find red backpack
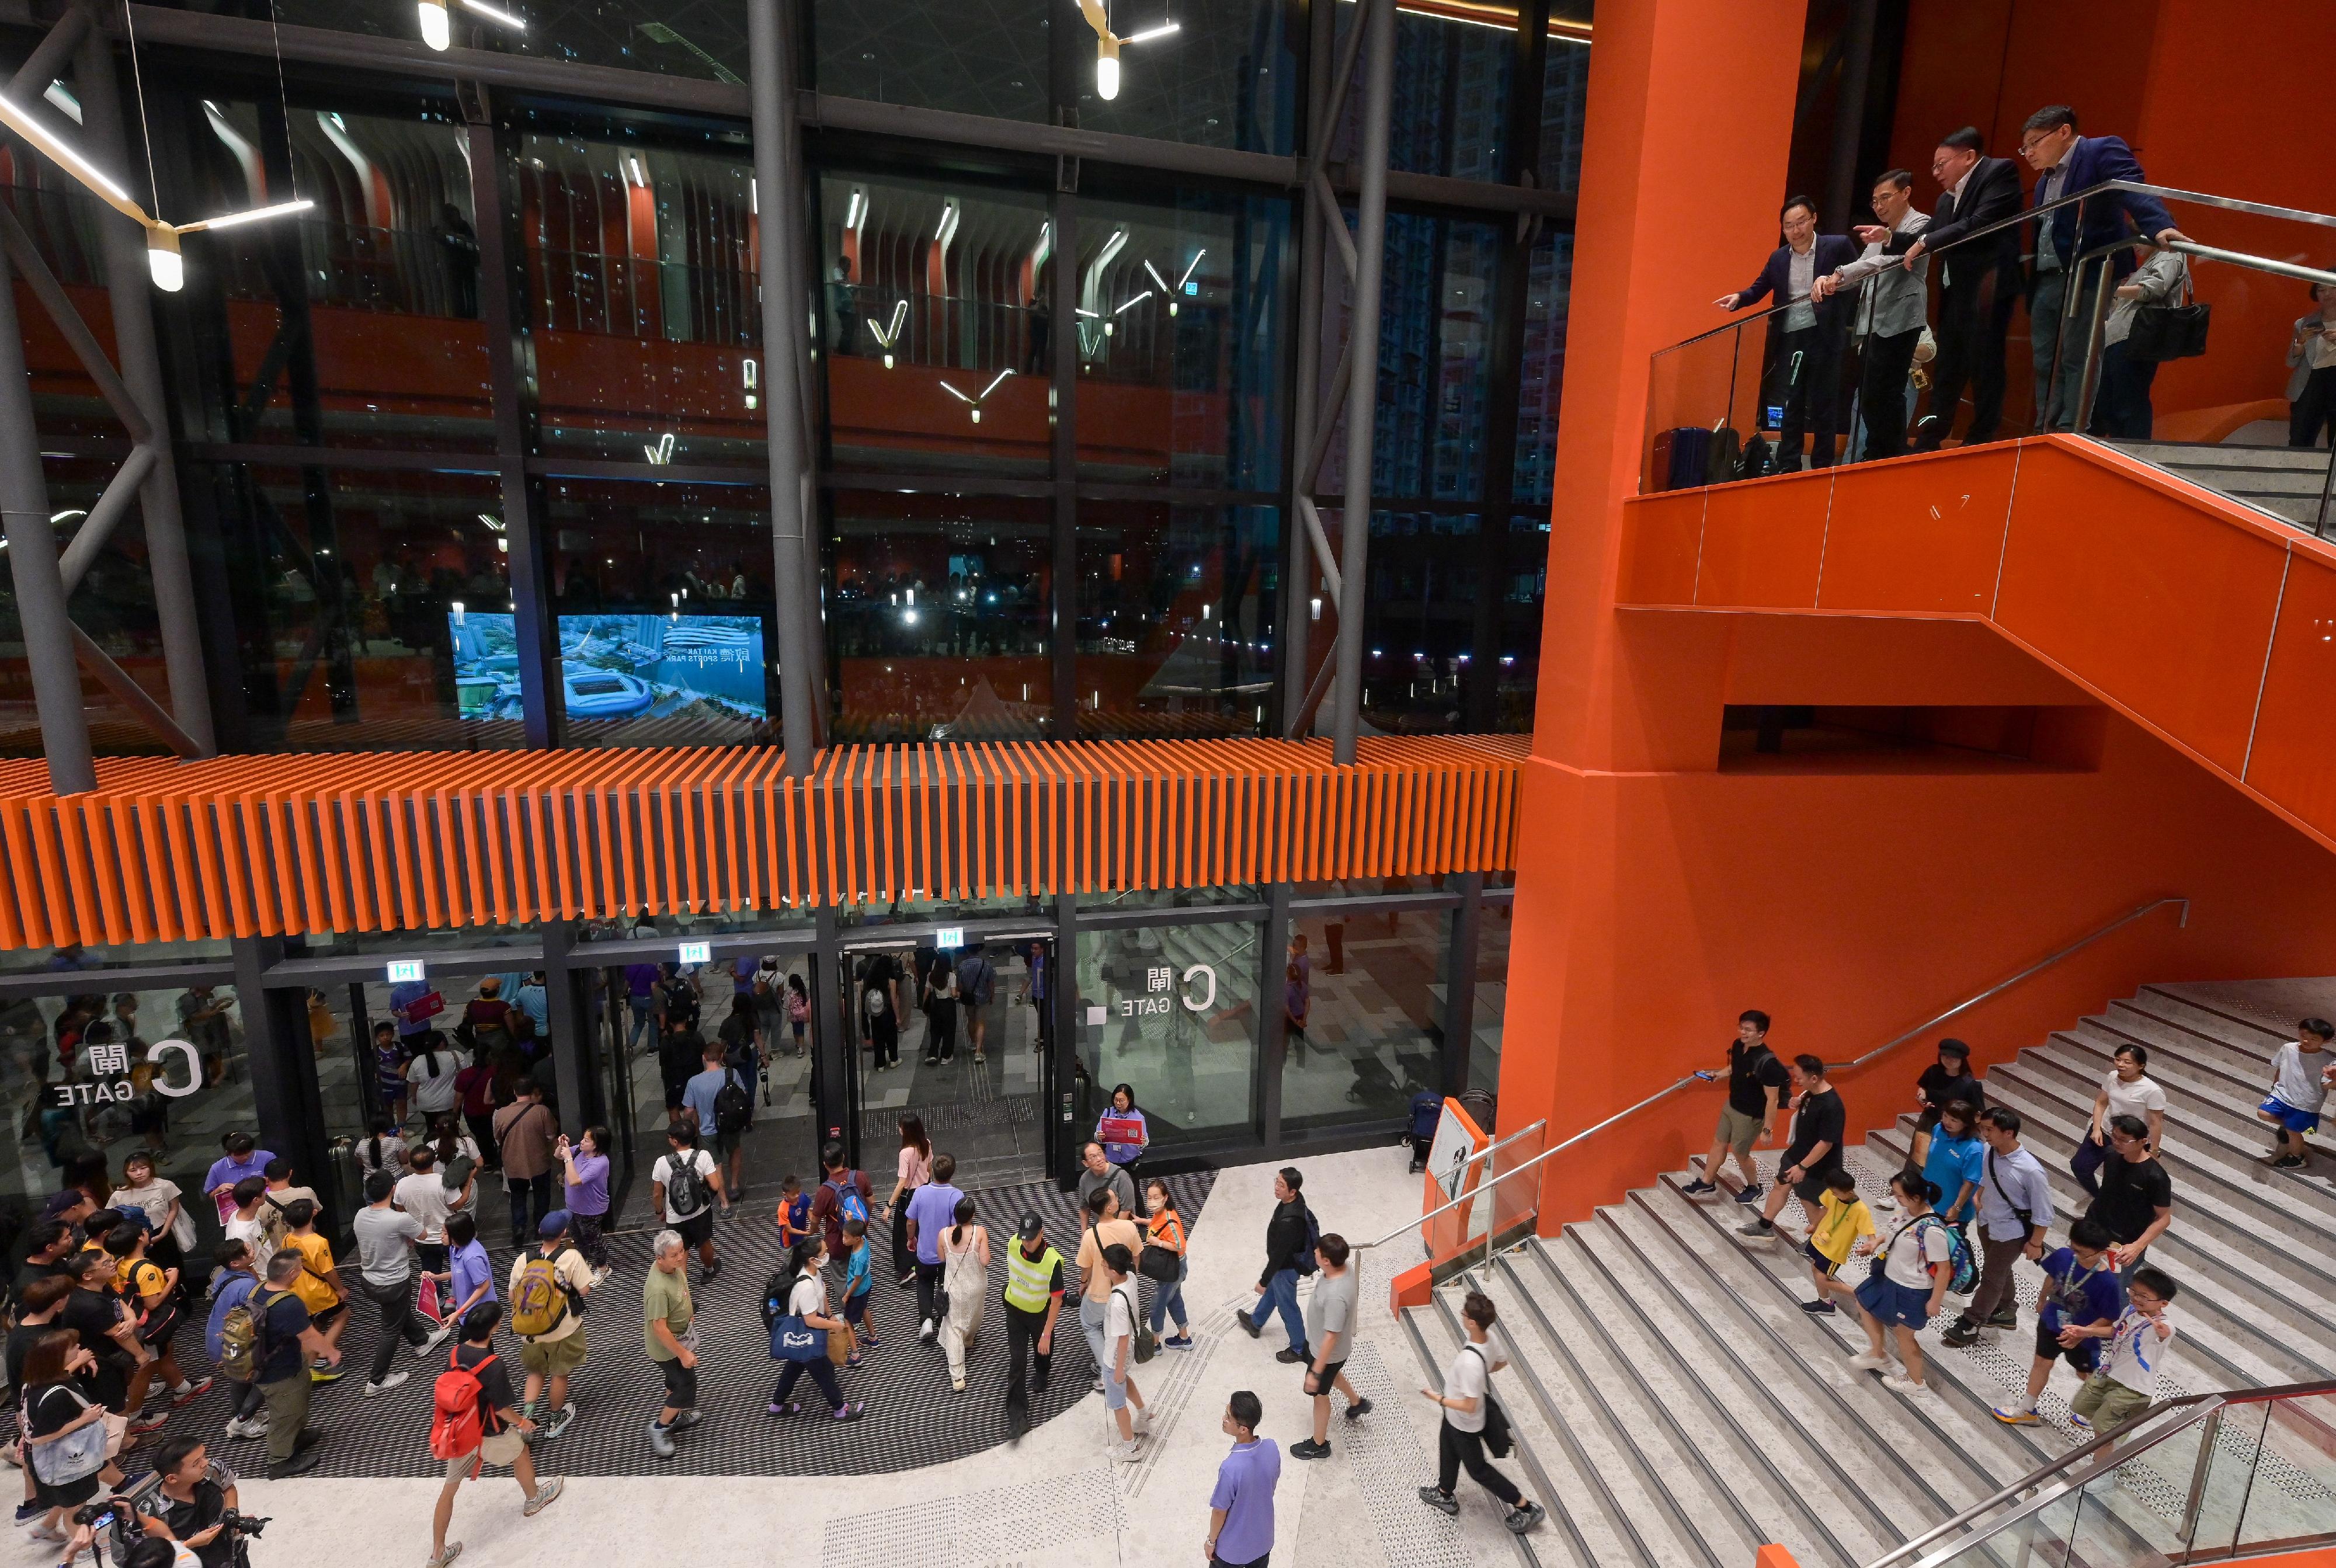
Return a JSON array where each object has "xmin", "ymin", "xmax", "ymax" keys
[{"xmin": 428, "ymin": 1348, "xmax": 496, "ymax": 1460}]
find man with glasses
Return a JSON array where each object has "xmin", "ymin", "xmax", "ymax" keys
[
  {"xmin": 2015, "ymin": 105, "xmax": 2188, "ymax": 432},
  {"xmin": 1714, "ymin": 197, "xmax": 1859, "ymax": 471},
  {"xmin": 1812, "ymin": 169, "xmax": 1931, "ymax": 461},
  {"xmin": 1901, "ymin": 127, "xmax": 2024, "ymax": 450}
]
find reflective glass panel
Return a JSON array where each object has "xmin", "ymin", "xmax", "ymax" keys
[
  {"xmin": 517, "ymin": 135, "xmax": 766, "ymax": 465},
  {"xmin": 1471, "ymin": 897, "xmax": 1508, "ymax": 1098},
  {"xmin": 1513, "ymin": 231, "xmax": 1572, "ymax": 508},
  {"xmin": 828, "ymin": 488, "xmax": 1054, "ymax": 741},
  {"xmin": 812, "ymin": 0, "xmax": 1050, "ymax": 123},
  {"xmin": 1076, "ymin": 919, "xmax": 1260, "ymax": 1146},
  {"xmin": 1328, "ymin": 4, "xmax": 1513, "ymax": 182},
  {"xmin": 189, "ymin": 463, "xmax": 519, "ymax": 752},
  {"xmin": 1073, "ymin": 0, "xmax": 1300, "ymax": 155},
  {"xmin": 259, "ymin": 0, "xmax": 749, "ymax": 84},
  {"xmin": 544, "ymin": 477, "xmax": 780, "ymax": 748},
  {"xmin": 1075, "ymin": 500, "xmax": 1277, "ymax": 738},
  {"xmin": 180, "ymin": 100, "xmax": 492, "ymax": 451},
  {"xmin": 1282, "ymin": 908, "xmax": 1448, "ymax": 1132},
  {"xmin": 1073, "ymin": 189, "xmax": 1288, "ymax": 488},
  {"xmin": 0, "ymin": 175, "xmax": 116, "ymax": 452},
  {"xmin": 820, "ymin": 172, "xmax": 1052, "ymax": 478},
  {"xmin": 1338, "ymin": 508, "xmax": 1480, "ymax": 734},
  {"xmin": 1539, "ymin": 27, "xmax": 1592, "ymax": 192},
  {"xmin": 1497, "ymin": 517, "xmax": 1548, "ymax": 731}
]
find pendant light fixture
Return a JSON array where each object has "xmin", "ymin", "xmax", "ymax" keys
[
  {"xmin": 1074, "ymin": 1, "xmax": 1179, "ymax": 101},
  {"xmin": 416, "ymin": 0, "xmax": 529, "ymax": 52}
]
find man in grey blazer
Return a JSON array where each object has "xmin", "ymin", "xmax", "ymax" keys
[{"xmin": 1814, "ymin": 168, "xmax": 1931, "ymax": 461}]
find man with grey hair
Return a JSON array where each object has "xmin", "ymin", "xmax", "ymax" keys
[{"xmin": 642, "ymin": 1230, "xmax": 699, "ymax": 1459}]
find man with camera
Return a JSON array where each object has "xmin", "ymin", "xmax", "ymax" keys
[{"xmin": 134, "ymin": 1437, "xmax": 259, "ymax": 1568}]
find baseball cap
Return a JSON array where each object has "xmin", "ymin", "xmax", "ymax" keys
[
  {"xmin": 537, "ymin": 1209, "xmax": 572, "ymax": 1238},
  {"xmin": 1017, "ymin": 1212, "xmax": 1045, "ymax": 1242},
  {"xmin": 39, "ymin": 1191, "xmax": 83, "ymax": 1221}
]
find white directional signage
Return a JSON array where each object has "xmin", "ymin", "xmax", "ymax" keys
[{"xmin": 678, "ymin": 941, "xmax": 712, "ymax": 965}]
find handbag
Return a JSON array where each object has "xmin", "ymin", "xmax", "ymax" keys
[
  {"xmin": 769, "ymin": 1313, "xmax": 826, "ymax": 1363},
  {"xmin": 1118, "ymin": 1287, "xmax": 1159, "ymax": 1365},
  {"xmin": 2125, "ymin": 272, "xmax": 2210, "ymax": 363},
  {"xmin": 26, "ymin": 1389, "xmax": 109, "ymax": 1486},
  {"xmin": 825, "ymin": 1321, "xmax": 854, "ymax": 1367},
  {"xmin": 1137, "ymin": 1243, "xmax": 1181, "ymax": 1284}
]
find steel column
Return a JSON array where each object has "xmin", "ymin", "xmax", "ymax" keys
[
  {"xmin": 238, "ymin": 937, "xmax": 336, "ymax": 1230},
  {"xmin": 73, "ymin": 21, "xmax": 215, "ymax": 753},
  {"xmin": 1329, "ymin": 0, "xmax": 1395, "ymax": 765},
  {"xmin": 0, "ymin": 239, "xmax": 94, "ymax": 792},
  {"xmin": 748, "ymin": 0, "xmax": 818, "ymax": 776}
]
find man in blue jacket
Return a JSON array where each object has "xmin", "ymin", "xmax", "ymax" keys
[
  {"xmin": 2018, "ymin": 106, "xmax": 2189, "ymax": 432},
  {"xmin": 1715, "ymin": 197, "xmax": 1861, "ymax": 471}
]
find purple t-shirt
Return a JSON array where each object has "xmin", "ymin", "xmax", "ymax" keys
[
  {"xmin": 906, "ymin": 1182, "xmax": 965, "ymax": 1265},
  {"xmin": 203, "ymin": 1151, "xmax": 276, "ymax": 1222},
  {"xmin": 565, "ymin": 1152, "xmax": 611, "ymax": 1218},
  {"xmin": 1209, "ymin": 1438, "xmax": 1281, "ymax": 1564},
  {"xmin": 625, "ymin": 964, "xmax": 659, "ymax": 1001}
]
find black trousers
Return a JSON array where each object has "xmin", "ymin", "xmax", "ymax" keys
[
  {"xmin": 891, "ymin": 1200, "xmax": 915, "ymax": 1282},
  {"xmin": 1004, "ymin": 1302, "xmax": 1052, "ymax": 1408},
  {"xmin": 2292, "ymin": 365, "xmax": 2336, "ymax": 448},
  {"xmin": 1772, "ymin": 325, "xmax": 1843, "ymax": 468},
  {"xmin": 364, "ymin": 1272, "xmax": 431, "ymax": 1384},
  {"xmin": 916, "ymin": 1258, "xmax": 945, "ymax": 1325},
  {"xmin": 1921, "ymin": 272, "xmax": 2018, "ymax": 448},
  {"xmin": 771, "ymin": 1355, "xmax": 843, "ymax": 1411},
  {"xmin": 1437, "ymin": 1419, "xmax": 1522, "ymax": 1507},
  {"xmin": 1858, "ymin": 328, "xmax": 1924, "ymax": 460}
]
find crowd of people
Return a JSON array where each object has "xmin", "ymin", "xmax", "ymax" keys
[
  {"xmin": 1689, "ymin": 1006, "xmax": 2334, "ymax": 1432},
  {"xmin": 1705, "ymin": 103, "xmax": 2321, "ymax": 471}
]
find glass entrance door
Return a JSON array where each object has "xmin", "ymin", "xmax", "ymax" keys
[{"xmin": 839, "ymin": 936, "xmax": 1052, "ymax": 1195}]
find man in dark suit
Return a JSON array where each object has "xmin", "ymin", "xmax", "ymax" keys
[
  {"xmin": 1715, "ymin": 196, "xmax": 1860, "ymax": 470},
  {"xmin": 1900, "ymin": 127, "xmax": 2025, "ymax": 449},
  {"xmin": 2017, "ymin": 106, "xmax": 2188, "ymax": 432}
]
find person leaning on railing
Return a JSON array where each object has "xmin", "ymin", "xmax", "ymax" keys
[
  {"xmin": 1712, "ymin": 197, "xmax": 1859, "ymax": 472},
  {"xmin": 1898, "ymin": 127, "xmax": 2025, "ymax": 451},
  {"xmin": 2094, "ymin": 238, "xmax": 2193, "ymax": 439},
  {"xmin": 1810, "ymin": 169, "xmax": 1932, "ymax": 461}
]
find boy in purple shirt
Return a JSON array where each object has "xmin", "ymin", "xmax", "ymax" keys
[
  {"xmin": 1207, "ymin": 1390, "xmax": 1280, "ymax": 1568},
  {"xmin": 902, "ymin": 1153, "xmax": 965, "ymax": 1340}
]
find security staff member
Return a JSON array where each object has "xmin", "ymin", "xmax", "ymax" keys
[{"xmin": 1002, "ymin": 1212, "xmax": 1065, "ymax": 1435}]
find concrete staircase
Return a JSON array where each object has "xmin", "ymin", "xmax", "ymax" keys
[
  {"xmin": 1396, "ymin": 979, "xmax": 2336, "ymax": 1567},
  {"xmin": 2103, "ymin": 439, "xmax": 2332, "ymax": 533}
]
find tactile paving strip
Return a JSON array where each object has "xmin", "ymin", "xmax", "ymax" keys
[
  {"xmin": 819, "ymin": 1465, "xmax": 1124, "ymax": 1568},
  {"xmin": 138, "ymin": 1170, "xmax": 1212, "ymax": 1477}
]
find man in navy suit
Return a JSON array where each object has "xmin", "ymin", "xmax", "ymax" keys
[
  {"xmin": 1902, "ymin": 128, "xmax": 2026, "ymax": 449},
  {"xmin": 1715, "ymin": 196, "xmax": 1860, "ymax": 470},
  {"xmin": 2017, "ymin": 106, "xmax": 2188, "ymax": 432}
]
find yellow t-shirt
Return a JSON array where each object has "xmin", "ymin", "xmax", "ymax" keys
[
  {"xmin": 1809, "ymin": 1189, "xmax": 1876, "ymax": 1267},
  {"xmin": 287, "ymin": 1232, "xmax": 339, "ymax": 1315}
]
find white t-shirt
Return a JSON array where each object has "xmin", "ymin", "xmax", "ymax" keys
[
  {"xmin": 408, "ymin": 1048, "xmax": 461, "ymax": 1114},
  {"xmin": 1444, "ymin": 1342, "xmax": 1490, "ymax": 1434},
  {"xmin": 2102, "ymin": 1071, "xmax": 2168, "ymax": 1125},
  {"xmin": 1105, "ymin": 1286, "xmax": 1136, "ymax": 1370},
  {"xmin": 787, "ymin": 1272, "xmax": 827, "ymax": 1318},
  {"xmin": 393, "ymin": 1171, "xmax": 458, "ymax": 1243},
  {"xmin": 1880, "ymin": 1215, "xmax": 1955, "ymax": 1291},
  {"xmin": 225, "ymin": 1212, "xmax": 269, "ymax": 1263},
  {"xmin": 2099, "ymin": 1306, "xmax": 2179, "ymax": 1392},
  {"xmin": 2271, "ymin": 1043, "xmax": 2331, "ymax": 1114},
  {"xmin": 653, "ymin": 1150, "xmax": 718, "ymax": 1223}
]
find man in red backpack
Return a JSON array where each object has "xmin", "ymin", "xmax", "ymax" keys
[{"xmin": 426, "ymin": 1301, "xmax": 563, "ymax": 1568}]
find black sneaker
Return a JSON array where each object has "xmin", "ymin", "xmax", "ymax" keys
[
  {"xmin": 1681, "ymin": 1179, "xmax": 1718, "ymax": 1195},
  {"xmin": 266, "ymin": 1449, "xmax": 321, "ymax": 1480},
  {"xmin": 1941, "ymin": 1319, "xmax": 1980, "ymax": 1348},
  {"xmin": 1289, "ymin": 1438, "xmax": 1331, "ymax": 1460},
  {"xmin": 1417, "ymin": 1487, "xmax": 1460, "ymax": 1517},
  {"xmin": 1275, "ymin": 1347, "xmax": 1309, "ymax": 1364},
  {"xmin": 1733, "ymin": 1183, "xmax": 1765, "ymax": 1205},
  {"xmin": 1235, "ymin": 1310, "xmax": 1260, "ymax": 1339},
  {"xmin": 2274, "ymin": 1155, "xmax": 2308, "ymax": 1170},
  {"xmin": 701, "ymin": 1260, "xmax": 724, "ymax": 1286},
  {"xmin": 1799, "ymin": 1299, "xmax": 1837, "ymax": 1316},
  {"xmin": 1505, "ymin": 1502, "xmax": 1547, "ymax": 1535},
  {"xmin": 1344, "ymin": 1397, "xmax": 1374, "ymax": 1423}
]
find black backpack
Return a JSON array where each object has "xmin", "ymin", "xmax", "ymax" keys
[
  {"xmin": 665, "ymin": 1150, "xmax": 711, "ymax": 1218},
  {"xmin": 1292, "ymin": 1204, "xmax": 1322, "ymax": 1277},
  {"xmin": 714, "ymin": 1069, "xmax": 752, "ymax": 1136},
  {"xmin": 1466, "ymin": 1346, "xmax": 1514, "ymax": 1457}
]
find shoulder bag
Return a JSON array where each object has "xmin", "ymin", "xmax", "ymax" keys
[
  {"xmin": 1461, "ymin": 1345, "xmax": 1513, "ymax": 1458},
  {"xmin": 2126, "ymin": 269, "xmax": 2210, "ymax": 363},
  {"xmin": 26, "ymin": 1388, "xmax": 109, "ymax": 1486}
]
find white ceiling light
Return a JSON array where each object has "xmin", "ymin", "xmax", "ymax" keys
[
  {"xmin": 938, "ymin": 368, "xmax": 1013, "ymax": 424},
  {"xmin": 1076, "ymin": 2, "xmax": 1178, "ymax": 101},
  {"xmin": 416, "ymin": 0, "xmax": 526, "ymax": 51}
]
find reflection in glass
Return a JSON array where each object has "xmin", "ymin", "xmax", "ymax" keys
[
  {"xmin": 1339, "ymin": 509, "xmax": 1479, "ymax": 734},
  {"xmin": 262, "ymin": 0, "xmax": 749, "ymax": 85},
  {"xmin": 1075, "ymin": 502, "xmax": 1277, "ymax": 737},
  {"xmin": 1513, "ymin": 232, "xmax": 1573, "ymax": 507},
  {"xmin": 1074, "ymin": 189, "xmax": 1288, "ymax": 488},
  {"xmin": 517, "ymin": 136, "xmax": 766, "ymax": 464},
  {"xmin": 1471, "ymin": 899, "xmax": 1508, "ymax": 1098},
  {"xmin": 1076, "ymin": 920, "xmax": 1259, "ymax": 1148},
  {"xmin": 1329, "ymin": 5, "xmax": 1513, "ymax": 182},
  {"xmin": 545, "ymin": 478, "xmax": 778, "ymax": 748},
  {"xmin": 1539, "ymin": 32, "xmax": 1593, "ymax": 193},
  {"xmin": 178, "ymin": 100, "xmax": 492, "ymax": 450},
  {"xmin": 0, "ymin": 176, "xmax": 116, "ymax": 450},
  {"xmin": 1283, "ymin": 908, "xmax": 1447, "ymax": 1132},
  {"xmin": 820, "ymin": 173, "xmax": 1052, "ymax": 477},
  {"xmin": 828, "ymin": 489, "xmax": 1052, "ymax": 741},
  {"xmin": 1073, "ymin": 0, "xmax": 1299, "ymax": 155},
  {"xmin": 1497, "ymin": 519, "xmax": 1548, "ymax": 731},
  {"xmin": 191, "ymin": 463, "xmax": 518, "ymax": 752},
  {"xmin": 811, "ymin": 0, "xmax": 1049, "ymax": 123}
]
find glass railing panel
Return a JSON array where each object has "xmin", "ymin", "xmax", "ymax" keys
[
  {"xmin": 2184, "ymin": 1400, "xmax": 2270, "ymax": 1559},
  {"xmin": 2230, "ymin": 1390, "xmax": 2336, "ymax": 1555}
]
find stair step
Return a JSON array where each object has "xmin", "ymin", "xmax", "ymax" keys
[{"xmin": 2147, "ymin": 981, "xmax": 2336, "ymax": 1042}]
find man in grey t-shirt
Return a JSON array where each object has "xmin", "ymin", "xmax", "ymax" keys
[
  {"xmin": 350, "ymin": 1168, "xmax": 449, "ymax": 1395},
  {"xmin": 1076, "ymin": 1143, "xmax": 1136, "ymax": 1233},
  {"xmin": 1289, "ymin": 1233, "xmax": 1370, "ymax": 1460}
]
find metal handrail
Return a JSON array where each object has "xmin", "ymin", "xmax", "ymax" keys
[
  {"xmin": 1885, "ymin": 1376, "xmax": 2336, "ymax": 1568},
  {"xmin": 1656, "ymin": 177, "xmax": 2336, "ymax": 353},
  {"xmin": 1454, "ymin": 1117, "xmax": 1547, "ymax": 1174},
  {"xmin": 1360, "ymin": 897, "xmax": 2188, "ymax": 1257},
  {"xmin": 1832, "ymin": 896, "xmax": 2186, "ymax": 1073}
]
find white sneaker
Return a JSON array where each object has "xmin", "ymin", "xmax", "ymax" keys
[
  {"xmin": 1874, "ymin": 1197, "xmax": 1899, "ymax": 1213},
  {"xmin": 919, "ymin": 1319, "xmax": 936, "ymax": 1341},
  {"xmin": 1110, "ymin": 1437, "xmax": 1144, "ymax": 1463},
  {"xmin": 365, "ymin": 1371, "xmax": 411, "ymax": 1397},
  {"xmin": 417, "ymin": 1323, "xmax": 453, "ymax": 1355},
  {"xmin": 1880, "ymin": 1375, "xmax": 1929, "ymax": 1397},
  {"xmin": 1847, "ymin": 1353, "xmax": 1889, "ymax": 1372},
  {"xmin": 1133, "ymin": 1407, "xmax": 1152, "ymax": 1435}
]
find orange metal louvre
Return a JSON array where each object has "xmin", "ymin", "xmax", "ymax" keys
[{"xmin": 0, "ymin": 736, "xmax": 1527, "ymax": 950}]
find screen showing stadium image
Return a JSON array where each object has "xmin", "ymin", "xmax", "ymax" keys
[{"xmin": 449, "ymin": 610, "xmax": 769, "ymax": 726}]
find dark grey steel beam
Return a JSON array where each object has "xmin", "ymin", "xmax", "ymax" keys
[
  {"xmin": 6, "ymin": 4, "xmax": 85, "ymax": 96},
  {"xmin": 1330, "ymin": 0, "xmax": 1395, "ymax": 765}
]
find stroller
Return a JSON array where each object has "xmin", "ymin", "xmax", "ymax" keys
[{"xmin": 1403, "ymin": 1089, "xmax": 1442, "ymax": 1174}]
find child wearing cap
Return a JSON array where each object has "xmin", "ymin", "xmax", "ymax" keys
[
  {"xmin": 839, "ymin": 1216, "xmax": 876, "ymax": 1363},
  {"xmin": 506, "ymin": 1209, "xmax": 595, "ymax": 1443}
]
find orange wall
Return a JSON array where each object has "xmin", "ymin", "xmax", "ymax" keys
[
  {"xmin": 1511, "ymin": 0, "xmax": 2336, "ymax": 1229},
  {"xmin": 1758, "ymin": 1546, "xmax": 2336, "ymax": 1568}
]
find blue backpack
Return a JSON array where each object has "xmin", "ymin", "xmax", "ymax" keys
[{"xmin": 826, "ymin": 1173, "xmax": 870, "ymax": 1227}]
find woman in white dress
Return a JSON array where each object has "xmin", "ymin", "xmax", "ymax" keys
[{"xmin": 938, "ymin": 1194, "xmax": 990, "ymax": 1392}]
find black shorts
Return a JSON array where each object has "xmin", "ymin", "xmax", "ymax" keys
[
  {"xmin": 2034, "ymin": 1322, "xmax": 2101, "ymax": 1371},
  {"xmin": 310, "ymin": 1302, "xmax": 347, "ymax": 1330},
  {"xmin": 1306, "ymin": 1357, "xmax": 1347, "ymax": 1394},
  {"xmin": 1789, "ymin": 1167, "xmax": 1831, "ymax": 1208},
  {"xmin": 672, "ymin": 1211, "xmax": 714, "ymax": 1249},
  {"xmin": 1914, "ymin": 1106, "xmax": 1943, "ymax": 1134},
  {"xmin": 659, "ymin": 1357, "xmax": 697, "ymax": 1409}
]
